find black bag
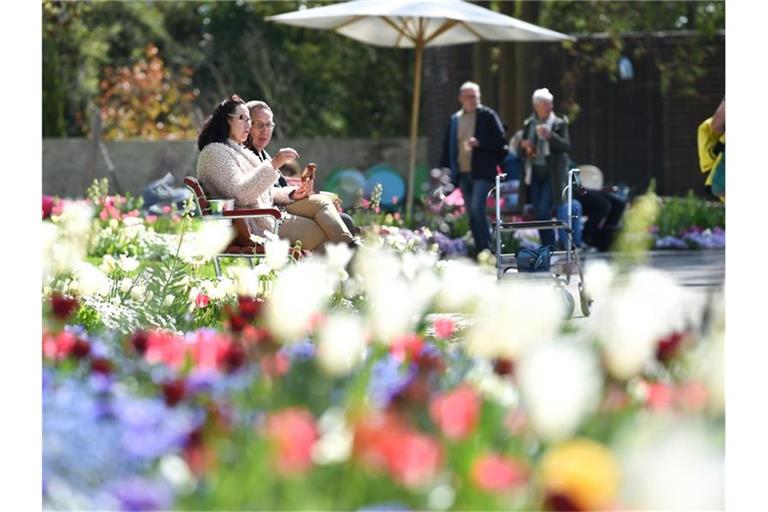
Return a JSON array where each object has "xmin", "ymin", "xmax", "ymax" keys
[{"xmin": 515, "ymin": 245, "xmax": 553, "ymax": 272}]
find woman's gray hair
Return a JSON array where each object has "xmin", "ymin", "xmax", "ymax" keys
[
  {"xmin": 246, "ymin": 100, "xmax": 272, "ymax": 113},
  {"xmin": 532, "ymin": 88, "xmax": 554, "ymax": 104}
]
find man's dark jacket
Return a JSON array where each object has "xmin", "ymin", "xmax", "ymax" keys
[{"xmin": 439, "ymin": 105, "xmax": 506, "ymax": 186}]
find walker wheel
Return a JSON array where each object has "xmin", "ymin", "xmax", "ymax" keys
[
  {"xmin": 558, "ymin": 285, "xmax": 575, "ymax": 319},
  {"xmin": 579, "ymin": 282, "xmax": 593, "ymax": 317}
]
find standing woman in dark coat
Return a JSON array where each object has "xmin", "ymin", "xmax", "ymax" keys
[{"xmin": 517, "ymin": 88, "xmax": 572, "ymax": 248}]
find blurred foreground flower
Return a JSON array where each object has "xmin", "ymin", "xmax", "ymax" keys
[
  {"xmin": 316, "ymin": 313, "xmax": 367, "ymax": 376},
  {"xmin": 465, "ymin": 281, "xmax": 563, "ymax": 360},
  {"xmin": 265, "ymin": 407, "xmax": 319, "ymax": 476},
  {"xmin": 613, "ymin": 415, "xmax": 723, "ymax": 510},
  {"xmin": 471, "ymin": 453, "xmax": 527, "ymax": 493},
  {"xmin": 539, "ymin": 438, "xmax": 619, "ymax": 511},
  {"xmin": 429, "ymin": 385, "xmax": 479, "ymax": 440},
  {"xmin": 518, "ymin": 339, "xmax": 602, "ymax": 442}
]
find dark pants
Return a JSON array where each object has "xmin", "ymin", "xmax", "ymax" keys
[
  {"xmin": 581, "ymin": 191, "xmax": 626, "ymax": 251},
  {"xmin": 528, "ymin": 173, "xmax": 556, "ymax": 246},
  {"xmin": 458, "ymin": 173, "xmax": 493, "ymax": 253}
]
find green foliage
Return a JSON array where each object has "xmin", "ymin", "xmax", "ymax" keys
[
  {"xmin": 655, "ymin": 190, "xmax": 725, "ymax": 237},
  {"xmin": 44, "ymin": 0, "xmax": 411, "ymax": 139},
  {"xmin": 613, "ymin": 181, "xmax": 660, "ymax": 267},
  {"xmin": 98, "ymin": 43, "xmax": 199, "ymax": 140}
]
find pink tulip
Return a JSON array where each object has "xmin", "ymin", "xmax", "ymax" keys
[
  {"xmin": 471, "ymin": 454, "xmax": 527, "ymax": 493},
  {"xmin": 265, "ymin": 408, "xmax": 318, "ymax": 475},
  {"xmin": 429, "ymin": 385, "xmax": 480, "ymax": 440}
]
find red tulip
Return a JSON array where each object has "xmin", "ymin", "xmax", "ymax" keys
[
  {"xmin": 390, "ymin": 333, "xmax": 423, "ymax": 362},
  {"xmin": 237, "ymin": 296, "xmax": 263, "ymax": 321},
  {"xmin": 70, "ymin": 339, "xmax": 91, "ymax": 360},
  {"xmin": 50, "ymin": 293, "xmax": 78, "ymax": 321},
  {"xmin": 162, "ymin": 378, "xmax": 187, "ymax": 407},
  {"xmin": 90, "ymin": 358, "xmax": 113, "ymax": 375}
]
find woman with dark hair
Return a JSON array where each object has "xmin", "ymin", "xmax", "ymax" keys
[
  {"xmin": 196, "ymin": 95, "xmax": 304, "ymax": 246},
  {"xmin": 244, "ymin": 100, "xmax": 357, "ymax": 249}
]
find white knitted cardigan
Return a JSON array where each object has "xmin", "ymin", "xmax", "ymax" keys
[{"xmin": 196, "ymin": 139, "xmax": 292, "ymax": 237}]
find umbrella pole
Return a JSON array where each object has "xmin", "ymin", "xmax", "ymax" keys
[{"xmin": 406, "ymin": 40, "xmax": 424, "ymax": 224}]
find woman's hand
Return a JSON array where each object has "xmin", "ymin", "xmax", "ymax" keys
[
  {"xmin": 291, "ymin": 176, "xmax": 315, "ymax": 201},
  {"xmin": 271, "ymin": 147, "xmax": 300, "ymax": 169}
]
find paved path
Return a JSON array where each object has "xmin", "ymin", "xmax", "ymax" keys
[{"xmin": 582, "ymin": 249, "xmax": 725, "ymax": 290}]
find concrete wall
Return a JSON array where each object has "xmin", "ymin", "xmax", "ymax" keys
[{"xmin": 42, "ymin": 137, "xmax": 427, "ymax": 198}]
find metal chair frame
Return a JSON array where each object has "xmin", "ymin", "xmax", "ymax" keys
[{"xmin": 184, "ymin": 177, "xmax": 284, "ymax": 279}]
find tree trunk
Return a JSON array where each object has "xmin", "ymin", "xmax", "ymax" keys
[
  {"xmin": 511, "ymin": 0, "xmax": 542, "ymax": 132},
  {"xmin": 498, "ymin": 0, "xmax": 516, "ymax": 135}
]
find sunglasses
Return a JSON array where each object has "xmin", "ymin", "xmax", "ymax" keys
[{"xmin": 228, "ymin": 113, "xmax": 252, "ymax": 123}]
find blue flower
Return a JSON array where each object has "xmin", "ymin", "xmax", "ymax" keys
[
  {"xmin": 280, "ymin": 339, "xmax": 316, "ymax": 361},
  {"xmin": 367, "ymin": 355, "xmax": 417, "ymax": 408},
  {"xmin": 105, "ymin": 476, "xmax": 174, "ymax": 512}
]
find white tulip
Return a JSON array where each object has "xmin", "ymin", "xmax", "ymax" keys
[
  {"xmin": 117, "ymin": 255, "xmax": 140, "ymax": 273},
  {"xmin": 53, "ymin": 201, "xmax": 94, "ymax": 239},
  {"xmin": 367, "ymin": 277, "xmax": 419, "ymax": 344},
  {"xmin": 312, "ymin": 407, "xmax": 354, "ymax": 465},
  {"xmin": 227, "ymin": 267, "xmax": 268, "ymax": 297},
  {"xmin": 188, "ymin": 220, "xmax": 233, "ymax": 261},
  {"xmin": 265, "ymin": 237, "xmax": 290, "ymax": 271},
  {"xmin": 589, "ymin": 267, "xmax": 690, "ymax": 380},
  {"xmin": 613, "ymin": 415, "xmax": 723, "ymax": 510},
  {"xmin": 72, "ymin": 262, "xmax": 111, "ymax": 297},
  {"xmin": 434, "ymin": 259, "xmax": 495, "ymax": 313},
  {"xmin": 266, "ymin": 262, "xmax": 330, "ymax": 342},
  {"xmin": 130, "ymin": 283, "xmax": 146, "ymax": 301},
  {"xmin": 99, "ymin": 255, "xmax": 118, "ymax": 274},
  {"xmin": 324, "ymin": 242, "xmax": 353, "ymax": 271},
  {"xmin": 465, "ymin": 281, "xmax": 563, "ymax": 360},
  {"xmin": 316, "ymin": 313, "xmax": 367, "ymax": 376},
  {"xmin": 119, "ymin": 278, "xmax": 133, "ymax": 294},
  {"xmin": 582, "ymin": 259, "xmax": 616, "ymax": 301},
  {"xmin": 517, "ymin": 339, "xmax": 602, "ymax": 442}
]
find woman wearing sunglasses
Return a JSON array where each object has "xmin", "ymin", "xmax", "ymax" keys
[{"xmin": 196, "ymin": 95, "xmax": 347, "ymax": 253}]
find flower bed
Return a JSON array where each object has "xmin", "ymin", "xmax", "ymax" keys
[{"xmin": 41, "ymin": 185, "xmax": 724, "ymax": 511}]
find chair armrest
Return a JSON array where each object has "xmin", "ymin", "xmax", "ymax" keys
[{"xmin": 221, "ymin": 208, "xmax": 283, "ymax": 220}]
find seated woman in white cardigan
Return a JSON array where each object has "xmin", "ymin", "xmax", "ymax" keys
[{"xmin": 196, "ymin": 95, "xmax": 345, "ymax": 253}]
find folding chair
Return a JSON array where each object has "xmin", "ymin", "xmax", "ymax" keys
[{"xmin": 184, "ymin": 176, "xmax": 283, "ymax": 279}]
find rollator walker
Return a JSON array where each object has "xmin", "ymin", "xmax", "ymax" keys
[{"xmin": 489, "ymin": 168, "xmax": 593, "ymax": 317}]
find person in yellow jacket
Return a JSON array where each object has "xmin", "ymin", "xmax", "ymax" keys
[{"xmin": 697, "ymin": 99, "xmax": 725, "ymax": 201}]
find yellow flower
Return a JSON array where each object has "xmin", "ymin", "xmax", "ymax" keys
[{"xmin": 539, "ymin": 438, "xmax": 619, "ymax": 511}]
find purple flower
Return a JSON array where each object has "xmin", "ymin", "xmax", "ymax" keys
[
  {"xmin": 681, "ymin": 229, "xmax": 725, "ymax": 249},
  {"xmin": 367, "ymin": 355, "xmax": 417, "ymax": 409},
  {"xmin": 655, "ymin": 236, "xmax": 688, "ymax": 250},
  {"xmin": 106, "ymin": 477, "xmax": 173, "ymax": 511}
]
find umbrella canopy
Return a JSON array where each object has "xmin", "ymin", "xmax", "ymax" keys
[{"xmin": 267, "ymin": 0, "xmax": 574, "ymax": 221}]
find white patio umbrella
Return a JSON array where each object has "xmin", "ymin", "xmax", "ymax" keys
[{"xmin": 267, "ymin": 0, "xmax": 574, "ymax": 221}]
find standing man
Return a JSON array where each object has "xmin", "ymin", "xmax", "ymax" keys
[{"xmin": 440, "ymin": 81, "xmax": 506, "ymax": 256}]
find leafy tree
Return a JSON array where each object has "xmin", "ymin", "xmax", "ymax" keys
[{"xmin": 98, "ymin": 43, "xmax": 199, "ymax": 141}]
